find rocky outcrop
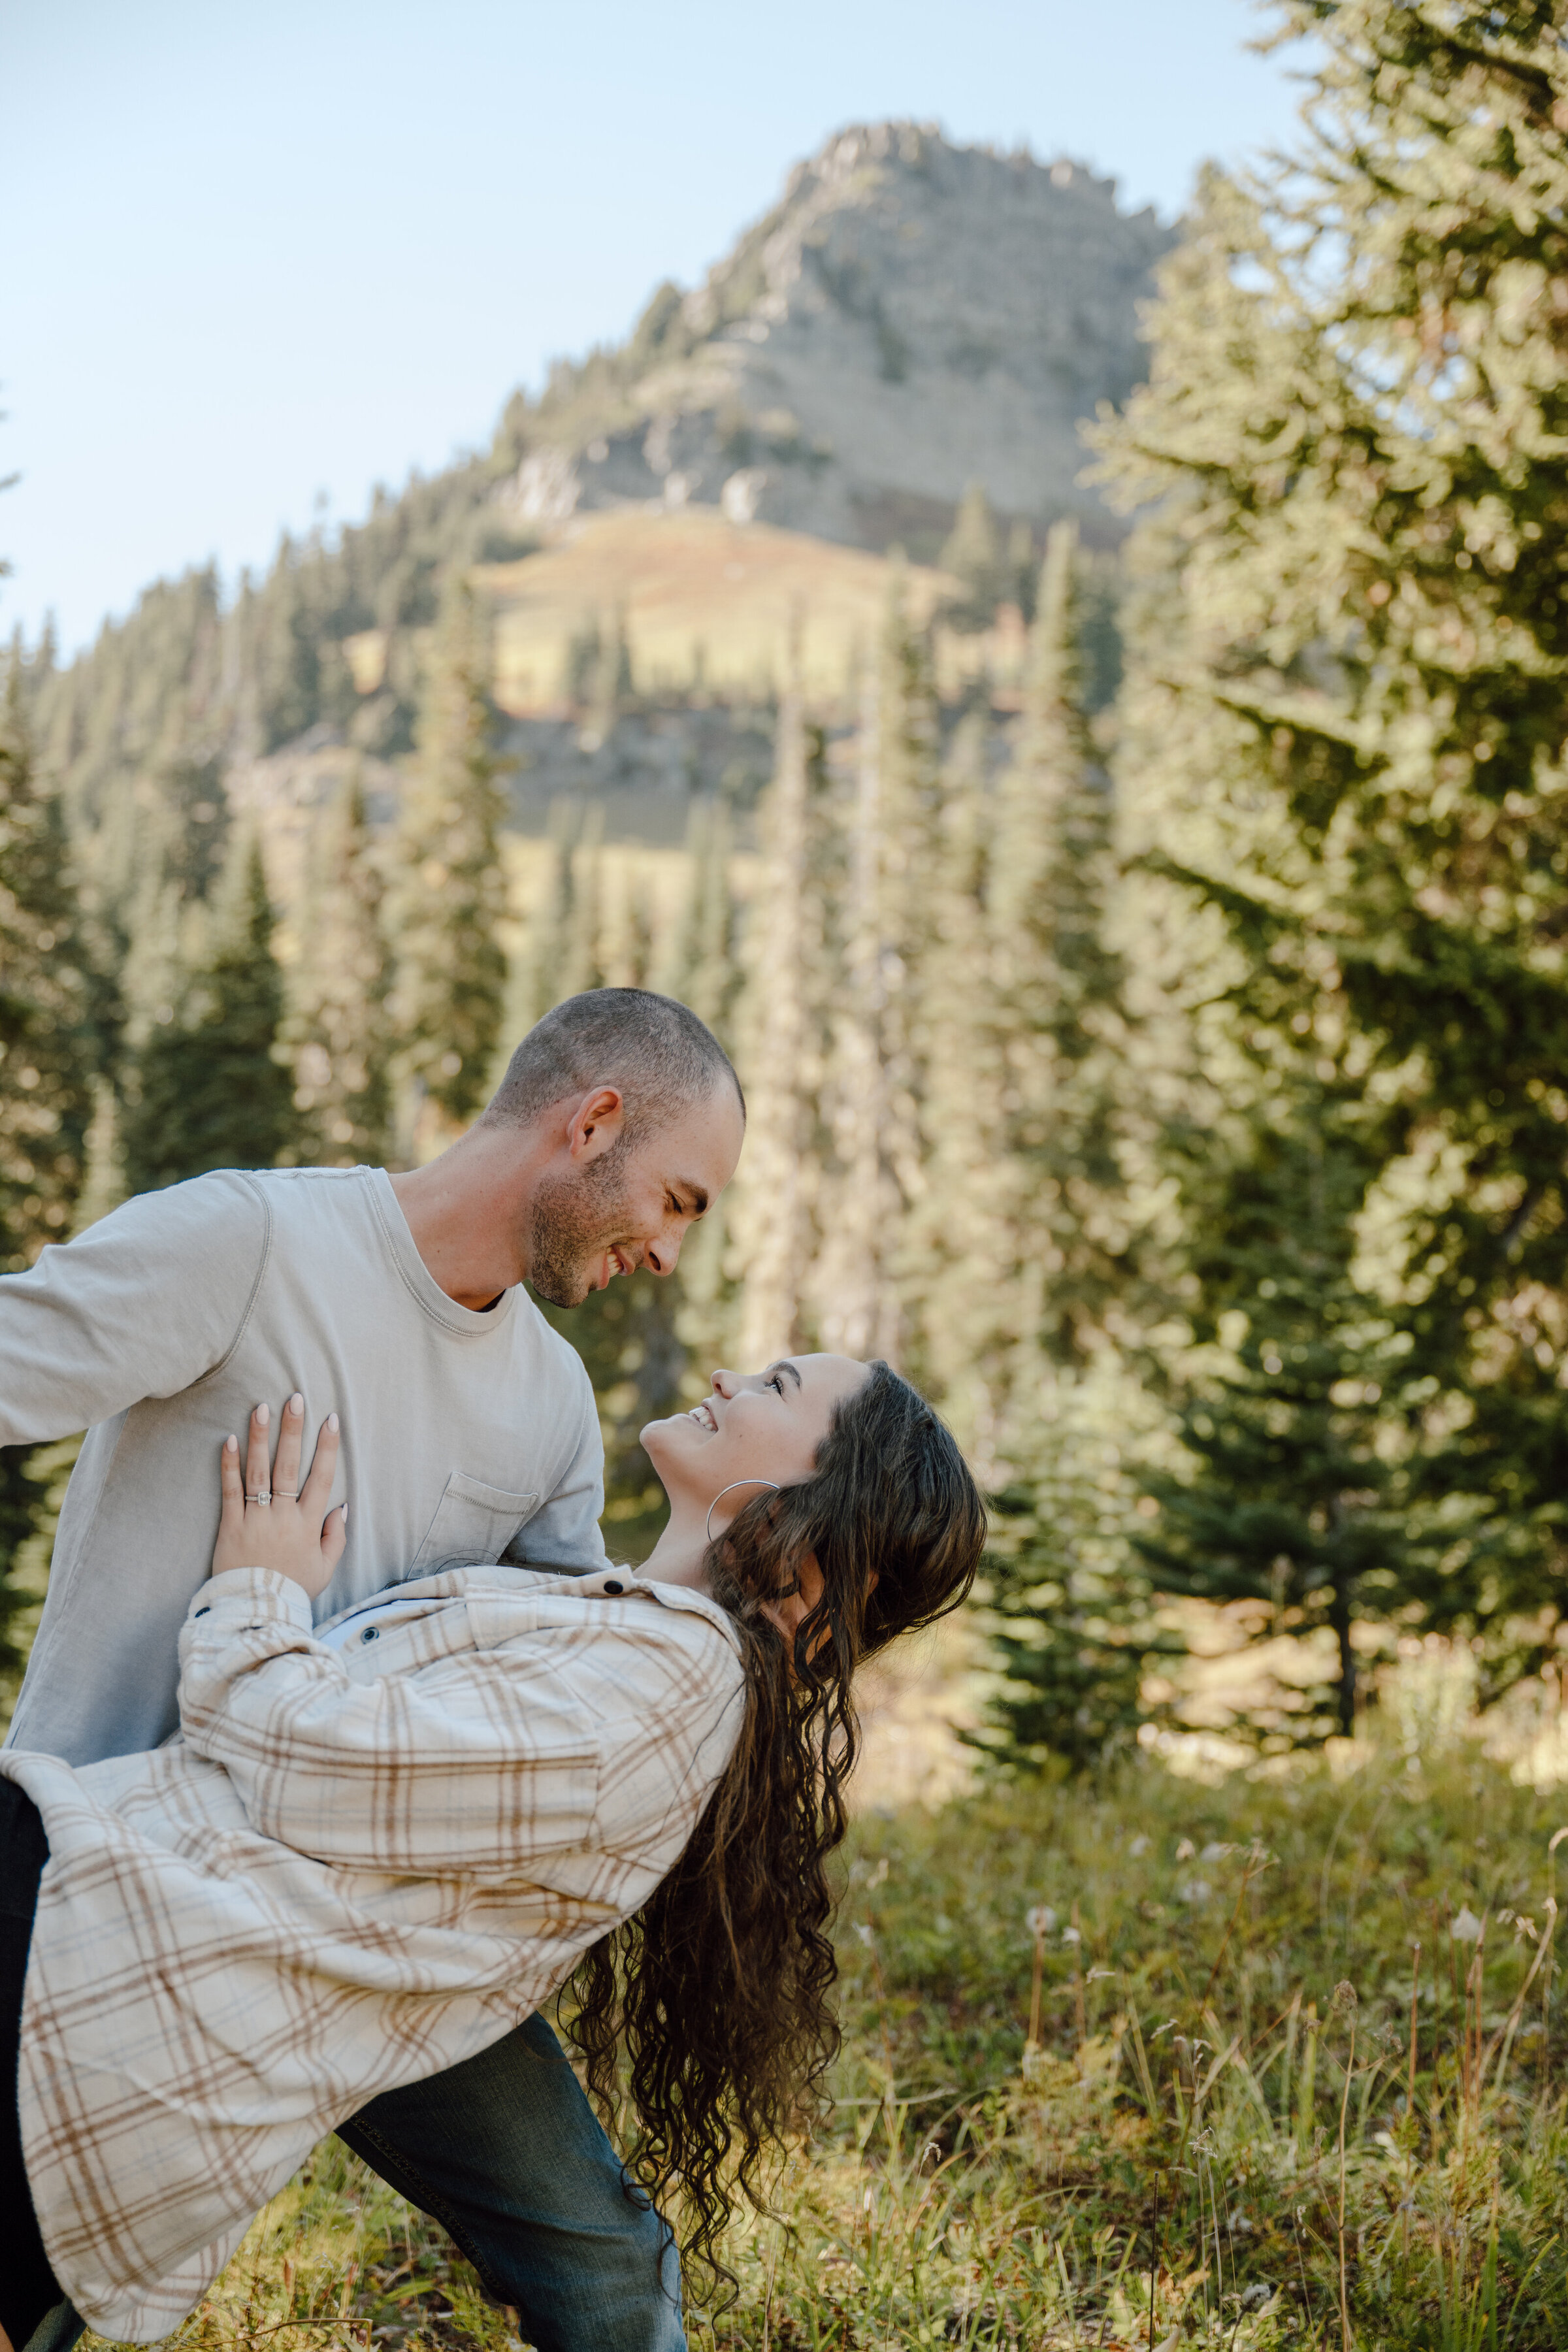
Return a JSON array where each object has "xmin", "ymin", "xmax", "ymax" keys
[{"xmin": 504, "ymin": 123, "xmax": 1173, "ymax": 556}]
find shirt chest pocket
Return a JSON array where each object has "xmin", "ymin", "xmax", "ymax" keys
[{"xmin": 410, "ymin": 1471, "xmax": 539, "ymax": 1574}]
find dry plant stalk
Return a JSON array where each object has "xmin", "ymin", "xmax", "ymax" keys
[
  {"xmin": 1333, "ymin": 1979, "xmax": 1358, "ymax": 2352},
  {"xmin": 1072, "ymin": 1898, "xmax": 1087, "ymax": 2056},
  {"xmin": 1025, "ymin": 1903, "xmax": 1050, "ymax": 2055},
  {"xmin": 1406, "ymin": 1941, "xmax": 1421, "ymax": 2257},
  {"xmin": 1147, "ymin": 2168, "xmax": 1162, "ymax": 2352}
]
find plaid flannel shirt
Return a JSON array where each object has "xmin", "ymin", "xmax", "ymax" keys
[{"xmin": 0, "ymin": 1560, "xmax": 745, "ymax": 2342}]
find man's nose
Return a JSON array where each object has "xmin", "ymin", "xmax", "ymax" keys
[{"xmin": 644, "ymin": 1225, "xmax": 683, "ymax": 1277}]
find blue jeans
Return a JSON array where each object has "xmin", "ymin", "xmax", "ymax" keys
[
  {"xmin": 29, "ymin": 2013, "xmax": 684, "ymax": 2352},
  {"xmin": 339, "ymin": 2011, "xmax": 687, "ymax": 2352}
]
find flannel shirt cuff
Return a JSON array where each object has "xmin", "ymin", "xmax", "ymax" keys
[{"xmin": 185, "ymin": 1565, "xmax": 317, "ymax": 1636}]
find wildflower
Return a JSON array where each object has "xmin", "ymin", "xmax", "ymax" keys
[
  {"xmin": 1129, "ymin": 1833, "xmax": 1151, "ymax": 1857},
  {"xmin": 1331, "ymin": 1979, "xmax": 1358, "ymax": 2015},
  {"xmin": 1175, "ymin": 1836, "xmax": 1197, "ymax": 1860},
  {"xmin": 1026, "ymin": 1904, "xmax": 1057, "ymax": 1937},
  {"xmin": 1450, "ymin": 1905, "xmax": 1484, "ymax": 1942}
]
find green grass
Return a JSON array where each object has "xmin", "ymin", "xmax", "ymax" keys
[{"xmin": 86, "ymin": 1733, "xmax": 1568, "ymax": 2349}]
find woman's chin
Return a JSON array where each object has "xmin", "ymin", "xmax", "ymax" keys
[{"xmin": 638, "ymin": 1414, "xmax": 697, "ymax": 1471}]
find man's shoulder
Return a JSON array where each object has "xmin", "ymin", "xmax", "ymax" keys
[
  {"xmin": 108, "ymin": 1164, "xmax": 369, "ymax": 1225},
  {"xmin": 238, "ymin": 1164, "xmax": 385, "ymax": 1232},
  {"xmin": 84, "ymin": 1167, "xmax": 271, "ymax": 1254},
  {"xmin": 93, "ymin": 1166, "xmax": 384, "ymax": 1283},
  {"xmin": 513, "ymin": 1290, "xmax": 596, "ymax": 1402},
  {"xmin": 245, "ymin": 1164, "xmax": 378, "ymax": 1199}
]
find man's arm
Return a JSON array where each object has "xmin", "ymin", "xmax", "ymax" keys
[{"xmin": 0, "ymin": 1171, "xmax": 270, "ymax": 1444}]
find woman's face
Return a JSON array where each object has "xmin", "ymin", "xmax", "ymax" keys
[{"xmin": 642, "ymin": 1354, "xmax": 868, "ymax": 1526}]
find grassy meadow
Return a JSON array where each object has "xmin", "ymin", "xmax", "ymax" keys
[{"xmin": 85, "ymin": 1712, "xmax": 1568, "ymax": 2352}]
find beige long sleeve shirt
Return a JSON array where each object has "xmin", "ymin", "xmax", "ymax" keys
[
  {"xmin": 1, "ymin": 1165, "xmax": 609, "ymax": 1764},
  {"xmin": 1, "ymin": 1560, "xmax": 745, "ymax": 2341}
]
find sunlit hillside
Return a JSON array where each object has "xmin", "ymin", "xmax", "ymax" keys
[{"xmin": 477, "ymin": 508, "xmax": 963, "ymax": 713}]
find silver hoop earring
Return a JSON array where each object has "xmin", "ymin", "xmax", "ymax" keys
[{"xmin": 706, "ymin": 1478, "xmax": 781, "ymax": 1544}]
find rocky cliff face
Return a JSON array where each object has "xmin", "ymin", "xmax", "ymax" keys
[{"xmin": 506, "ymin": 123, "xmax": 1173, "ymax": 555}]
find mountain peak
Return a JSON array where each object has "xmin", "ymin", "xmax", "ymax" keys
[{"xmin": 503, "ymin": 124, "xmax": 1173, "ymax": 559}]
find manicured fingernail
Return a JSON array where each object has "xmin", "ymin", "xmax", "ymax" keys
[
  {"xmin": 256, "ymin": 1402, "xmax": 269, "ymax": 1426},
  {"xmin": 327, "ymin": 1413, "xmax": 339, "ymax": 1433},
  {"xmin": 225, "ymin": 1435, "xmax": 238, "ymax": 1453},
  {"xmin": 289, "ymin": 1392, "xmax": 303, "ymax": 1414},
  {"xmin": 341, "ymin": 1502, "xmax": 349, "ymax": 1525}
]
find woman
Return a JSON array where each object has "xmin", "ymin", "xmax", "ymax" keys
[{"xmin": 0, "ymin": 1352, "xmax": 983, "ymax": 2348}]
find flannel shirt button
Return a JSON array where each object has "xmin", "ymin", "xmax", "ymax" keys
[
  {"xmin": 603, "ymin": 1578, "xmax": 625, "ymax": 1595},
  {"xmin": 361, "ymin": 1625, "xmax": 380, "ymax": 1642}
]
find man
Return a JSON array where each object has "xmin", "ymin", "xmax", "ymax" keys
[{"xmin": 1, "ymin": 987, "xmax": 746, "ymax": 2352}]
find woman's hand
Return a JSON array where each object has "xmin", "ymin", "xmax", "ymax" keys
[{"xmin": 212, "ymin": 1393, "xmax": 347, "ymax": 1602}]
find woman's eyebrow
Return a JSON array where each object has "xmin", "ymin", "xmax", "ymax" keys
[{"xmin": 767, "ymin": 1360, "xmax": 803, "ymax": 1390}]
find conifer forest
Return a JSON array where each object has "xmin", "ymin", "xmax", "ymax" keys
[{"xmin": 12, "ymin": 4, "xmax": 1568, "ymax": 2342}]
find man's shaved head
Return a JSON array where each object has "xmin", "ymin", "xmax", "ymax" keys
[{"xmin": 482, "ymin": 988, "xmax": 744, "ymax": 1140}]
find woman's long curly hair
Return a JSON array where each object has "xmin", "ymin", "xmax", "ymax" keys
[{"xmin": 564, "ymin": 1361, "xmax": 986, "ymax": 2300}]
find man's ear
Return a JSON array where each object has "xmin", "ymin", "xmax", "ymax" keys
[{"xmin": 566, "ymin": 1086, "xmax": 625, "ymax": 1164}]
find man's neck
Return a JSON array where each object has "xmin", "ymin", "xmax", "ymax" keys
[{"xmin": 389, "ymin": 1125, "xmax": 538, "ymax": 1309}]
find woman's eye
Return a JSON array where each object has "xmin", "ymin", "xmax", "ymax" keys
[{"xmin": 768, "ymin": 1373, "xmax": 785, "ymax": 1396}]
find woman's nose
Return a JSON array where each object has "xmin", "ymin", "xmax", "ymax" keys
[{"xmin": 711, "ymin": 1368, "xmax": 736, "ymax": 1397}]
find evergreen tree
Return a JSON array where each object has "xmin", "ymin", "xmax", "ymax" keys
[
  {"xmin": 732, "ymin": 690, "xmax": 815, "ymax": 1368},
  {"xmin": 1006, "ymin": 519, "xmax": 1038, "ymax": 622},
  {"xmin": 1135, "ymin": 1077, "xmax": 1405, "ymax": 1739},
  {"xmin": 964, "ymin": 527, "xmax": 1154, "ymax": 1772},
  {"xmin": 659, "ymin": 796, "xmax": 740, "ymax": 1043},
  {"xmin": 0, "ymin": 667, "xmax": 96, "ymax": 1266},
  {"xmin": 519, "ymin": 802, "xmax": 579, "ymax": 1032},
  {"xmin": 811, "ymin": 658, "xmax": 901, "ymax": 1364},
  {"xmin": 561, "ymin": 806, "xmax": 606, "ymax": 999},
  {"xmin": 895, "ymin": 693, "xmax": 1000, "ymax": 1426},
  {"xmin": 388, "ymin": 574, "xmax": 508, "ymax": 1128},
  {"xmin": 598, "ymin": 864, "xmax": 654, "ymax": 991},
  {"xmin": 122, "ymin": 830, "xmax": 296, "ymax": 1192},
  {"xmin": 872, "ymin": 586, "xmax": 945, "ymax": 1369},
  {"xmin": 1094, "ymin": 0, "xmax": 1568, "ymax": 1687},
  {"xmin": 0, "ymin": 667, "xmax": 98, "ymax": 1669},
  {"xmin": 285, "ymin": 772, "xmax": 395, "ymax": 1166},
  {"xmin": 938, "ymin": 483, "xmax": 1005, "ymax": 632},
  {"xmin": 988, "ymin": 523, "xmax": 1129, "ymax": 1380},
  {"xmin": 581, "ymin": 609, "xmax": 634, "ymax": 751}
]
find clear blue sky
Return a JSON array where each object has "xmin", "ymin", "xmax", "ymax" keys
[{"xmin": 3, "ymin": 0, "xmax": 1308, "ymax": 654}]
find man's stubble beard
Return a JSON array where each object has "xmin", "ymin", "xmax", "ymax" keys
[{"xmin": 527, "ymin": 1143, "xmax": 637, "ymax": 1308}]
